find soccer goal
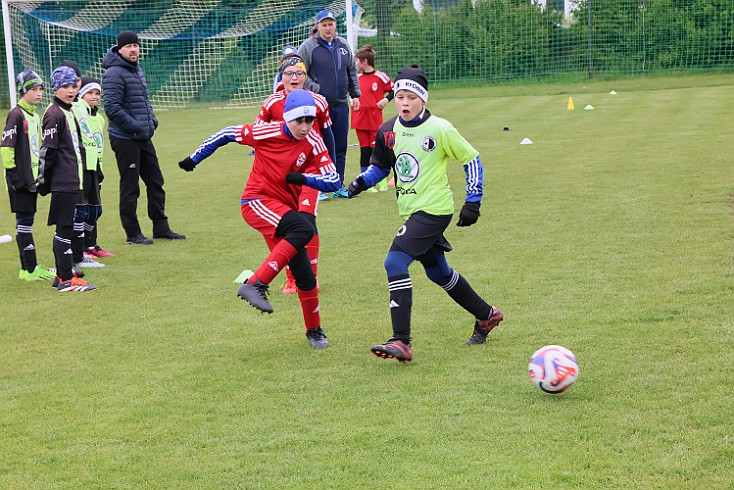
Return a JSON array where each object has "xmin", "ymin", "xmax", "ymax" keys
[{"xmin": 1, "ymin": 0, "xmax": 363, "ymax": 109}]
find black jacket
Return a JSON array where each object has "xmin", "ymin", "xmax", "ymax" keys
[{"xmin": 102, "ymin": 47, "xmax": 158, "ymax": 140}]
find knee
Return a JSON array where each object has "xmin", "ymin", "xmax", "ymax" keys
[
  {"xmin": 281, "ymin": 215, "xmax": 315, "ymax": 250},
  {"xmin": 424, "ymin": 265, "xmax": 454, "ymax": 286},
  {"xmin": 15, "ymin": 213, "xmax": 34, "ymax": 228},
  {"xmin": 384, "ymin": 250, "xmax": 412, "ymax": 277}
]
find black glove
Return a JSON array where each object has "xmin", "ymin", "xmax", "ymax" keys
[
  {"xmin": 457, "ymin": 201, "xmax": 481, "ymax": 227},
  {"xmin": 285, "ymin": 172, "xmax": 306, "ymax": 185},
  {"xmin": 178, "ymin": 156, "xmax": 197, "ymax": 172},
  {"xmin": 347, "ymin": 176, "xmax": 367, "ymax": 198},
  {"xmin": 97, "ymin": 168, "xmax": 104, "ymax": 184}
]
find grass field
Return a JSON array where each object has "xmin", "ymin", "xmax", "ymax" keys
[{"xmin": 1, "ymin": 74, "xmax": 733, "ymax": 489}]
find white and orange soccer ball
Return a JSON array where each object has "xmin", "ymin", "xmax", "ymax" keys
[{"xmin": 528, "ymin": 345, "xmax": 579, "ymax": 394}]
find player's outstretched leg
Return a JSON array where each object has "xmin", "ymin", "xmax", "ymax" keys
[
  {"xmin": 466, "ymin": 307, "xmax": 504, "ymax": 345},
  {"xmin": 237, "ymin": 279, "xmax": 273, "ymax": 314},
  {"xmin": 371, "ymin": 338, "xmax": 413, "ymax": 363}
]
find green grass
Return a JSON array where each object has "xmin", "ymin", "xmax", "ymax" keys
[{"xmin": 1, "ymin": 74, "xmax": 733, "ymax": 488}]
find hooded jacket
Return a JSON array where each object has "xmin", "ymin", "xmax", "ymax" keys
[{"xmin": 102, "ymin": 47, "xmax": 158, "ymax": 140}]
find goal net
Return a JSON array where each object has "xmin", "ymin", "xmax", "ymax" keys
[
  {"xmin": 2, "ymin": 0, "xmax": 356, "ymax": 109},
  {"xmin": 3, "ymin": 0, "xmax": 733, "ymax": 109}
]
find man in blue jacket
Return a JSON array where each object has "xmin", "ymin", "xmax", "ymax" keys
[
  {"xmin": 102, "ymin": 30, "xmax": 184, "ymax": 244},
  {"xmin": 298, "ymin": 9, "xmax": 361, "ymax": 199}
]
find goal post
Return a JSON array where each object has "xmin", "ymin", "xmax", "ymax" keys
[{"xmin": 2, "ymin": 0, "xmax": 357, "ymax": 110}]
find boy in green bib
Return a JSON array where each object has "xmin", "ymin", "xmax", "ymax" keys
[
  {"xmin": 347, "ymin": 65, "xmax": 503, "ymax": 362},
  {"xmin": 2, "ymin": 69, "xmax": 56, "ymax": 281}
]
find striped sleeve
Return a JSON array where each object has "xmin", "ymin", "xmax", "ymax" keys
[
  {"xmin": 189, "ymin": 125, "xmax": 240, "ymax": 164},
  {"xmin": 463, "ymin": 155, "xmax": 484, "ymax": 202}
]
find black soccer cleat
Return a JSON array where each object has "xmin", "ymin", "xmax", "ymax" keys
[
  {"xmin": 466, "ymin": 307, "xmax": 504, "ymax": 345},
  {"xmin": 306, "ymin": 327, "xmax": 329, "ymax": 350},
  {"xmin": 371, "ymin": 338, "xmax": 413, "ymax": 363},
  {"xmin": 237, "ymin": 279, "xmax": 273, "ymax": 314}
]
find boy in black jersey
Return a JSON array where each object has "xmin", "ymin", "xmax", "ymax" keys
[
  {"xmin": 38, "ymin": 66, "xmax": 98, "ymax": 292},
  {"xmin": 2, "ymin": 69, "xmax": 56, "ymax": 281}
]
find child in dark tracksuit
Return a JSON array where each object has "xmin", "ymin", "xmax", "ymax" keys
[
  {"xmin": 38, "ymin": 66, "xmax": 98, "ymax": 292},
  {"xmin": 1, "ymin": 69, "xmax": 56, "ymax": 281}
]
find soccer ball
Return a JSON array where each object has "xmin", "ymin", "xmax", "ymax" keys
[{"xmin": 528, "ymin": 345, "xmax": 579, "ymax": 394}]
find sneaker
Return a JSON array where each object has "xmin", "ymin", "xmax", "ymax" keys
[
  {"xmin": 56, "ymin": 275, "xmax": 98, "ymax": 292},
  {"xmin": 332, "ymin": 187, "xmax": 349, "ymax": 199},
  {"xmin": 126, "ymin": 234, "xmax": 154, "ymax": 245},
  {"xmin": 83, "ymin": 251, "xmax": 96, "ymax": 259},
  {"xmin": 371, "ymin": 338, "xmax": 413, "ymax": 363},
  {"xmin": 19, "ymin": 265, "xmax": 55, "ymax": 281},
  {"xmin": 376, "ymin": 179, "xmax": 389, "ymax": 191},
  {"xmin": 366, "ymin": 187, "xmax": 378, "ymax": 193},
  {"xmin": 75, "ymin": 256, "xmax": 105, "ymax": 268},
  {"xmin": 51, "ymin": 271, "xmax": 86, "ymax": 288},
  {"xmin": 318, "ymin": 192, "xmax": 331, "ymax": 202},
  {"xmin": 306, "ymin": 327, "xmax": 329, "ymax": 350},
  {"xmin": 87, "ymin": 246, "xmax": 115, "ymax": 257},
  {"xmin": 237, "ymin": 280, "xmax": 273, "ymax": 314},
  {"xmin": 282, "ymin": 277, "xmax": 297, "ymax": 295},
  {"xmin": 153, "ymin": 230, "xmax": 186, "ymax": 240},
  {"xmin": 466, "ymin": 307, "xmax": 504, "ymax": 345}
]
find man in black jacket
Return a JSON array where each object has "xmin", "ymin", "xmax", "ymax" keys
[{"xmin": 102, "ymin": 30, "xmax": 184, "ymax": 244}]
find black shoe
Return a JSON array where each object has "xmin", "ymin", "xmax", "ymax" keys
[
  {"xmin": 306, "ymin": 327, "xmax": 329, "ymax": 350},
  {"xmin": 237, "ymin": 280, "xmax": 273, "ymax": 314},
  {"xmin": 126, "ymin": 234, "xmax": 154, "ymax": 245},
  {"xmin": 153, "ymin": 230, "xmax": 186, "ymax": 240},
  {"xmin": 371, "ymin": 338, "xmax": 413, "ymax": 362},
  {"xmin": 466, "ymin": 307, "xmax": 504, "ymax": 345}
]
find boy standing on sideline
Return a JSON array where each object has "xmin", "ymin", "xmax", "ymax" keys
[
  {"xmin": 347, "ymin": 66, "xmax": 503, "ymax": 362},
  {"xmin": 256, "ymin": 54, "xmax": 334, "ymax": 295},
  {"xmin": 77, "ymin": 77, "xmax": 114, "ymax": 259},
  {"xmin": 38, "ymin": 65, "xmax": 98, "ymax": 292},
  {"xmin": 351, "ymin": 44, "xmax": 393, "ymax": 192},
  {"xmin": 178, "ymin": 90, "xmax": 340, "ymax": 349},
  {"xmin": 2, "ymin": 69, "xmax": 55, "ymax": 281}
]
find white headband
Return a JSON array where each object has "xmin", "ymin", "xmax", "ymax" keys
[
  {"xmin": 79, "ymin": 82, "xmax": 101, "ymax": 98},
  {"xmin": 283, "ymin": 104, "xmax": 316, "ymax": 122},
  {"xmin": 394, "ymin": 79, "xmax": 428, "ymax": 102}
]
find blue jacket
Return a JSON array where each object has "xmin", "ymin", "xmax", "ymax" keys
[
  {"xmin": 102, "ymin": 47, "xmax": 158, "ymax": 140},
  {"xmin": 298, "ymin": 31, "xmax": 361, "ymax": 107}
]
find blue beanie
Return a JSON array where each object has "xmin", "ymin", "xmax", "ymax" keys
[
  {"xmin": 283, "ymin": 89, "xmax": 317, "ymax": 122},
  {"xmin": 51, "ymin": 66, "xmax": 78, "ymax": 92}
]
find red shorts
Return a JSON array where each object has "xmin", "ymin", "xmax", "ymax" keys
[
  {"xmin": 240, "ymin": 198, "xmax": 292, "ymax": 239},
  {"xmin": 356, "ymin": 129, "xmax": 377, "ymax": 149},
  {"xmin": 297, "ymin": 186, "xmax": 319, "ymax": 216}
]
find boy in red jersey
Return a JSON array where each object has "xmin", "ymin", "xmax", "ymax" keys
[
  {"xmin": 351, "ymin": 44, "xmax": 394, "ymax": 191},
  {"xmin": 256, "ymin": 55, "xmax": 335, "ymax": 295},
  {"xmin": 179, "ymin": 90, "xmax": 340, "ymax": 349}
]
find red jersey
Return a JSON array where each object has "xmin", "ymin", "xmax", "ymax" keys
[
  {"xmin": 256, "ymin": 89, "xmax": 332, "ymax": 135},
  {"xmin": 351, "ymin": 70, "xmax": 393, "ymax": 131},
  {"xmin": 236, "ymin": 122, "xmax": 334, "ymax": 210}
]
